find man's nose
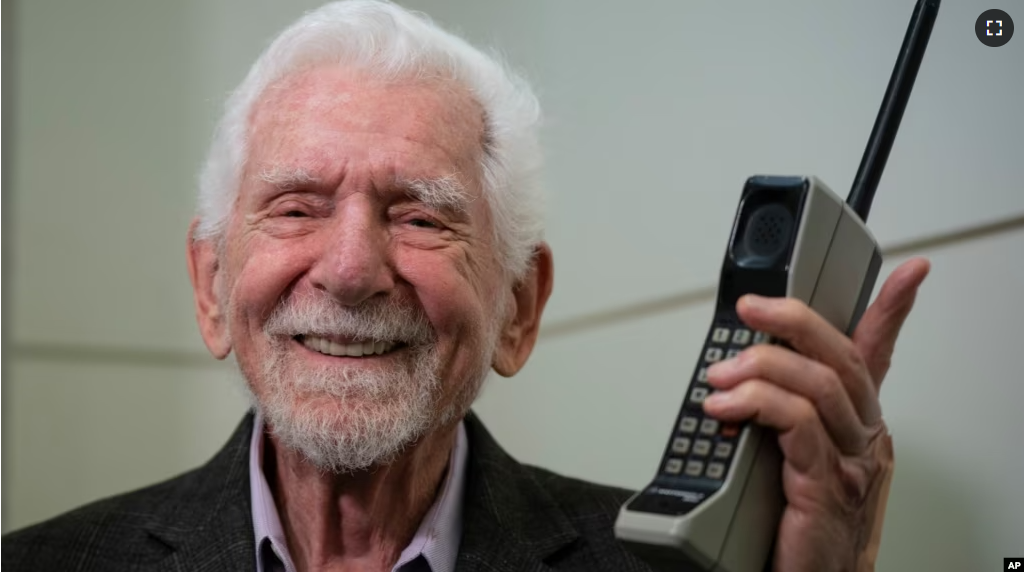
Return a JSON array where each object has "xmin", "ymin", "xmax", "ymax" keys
[{"xmin": 308, "ymin": 205, "xmax": 395, "ymax": 306}]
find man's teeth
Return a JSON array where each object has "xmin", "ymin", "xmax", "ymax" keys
[{"xmin": 301, "ymin": 336, "xmax": 397, "ymax": 357}]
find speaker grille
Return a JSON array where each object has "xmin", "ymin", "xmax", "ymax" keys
[{"xmin": 742, "ymin": 203, "xmax": 793, "ymax": 260}]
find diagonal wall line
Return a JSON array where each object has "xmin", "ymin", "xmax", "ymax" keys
[
  {"xmin": 538, "ymin": 214, "xmax": 1023, "ymax": 339},
  {"xmin": 7, "ymin": 214, "xmax": 1022, "ymax": 366}
]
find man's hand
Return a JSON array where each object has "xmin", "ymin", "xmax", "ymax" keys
[{"xmin": 703, "ymin": 258, "xmax": 931, "ymax": 571}]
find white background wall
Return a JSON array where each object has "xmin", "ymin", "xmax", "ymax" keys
[{"xmin": 4, "ymin": 0, "xmax": 1022, "ymax": 569}]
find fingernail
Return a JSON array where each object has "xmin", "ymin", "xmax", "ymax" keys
[
  {"xmin": 741, "ymin": 294, "xmax": 769, "ymax": 309},
  {"xmin": 704, "ymin": 391, "xmax": 730, "ymax": 408},
  {"xmin": 707, "ymin": 358, "xmax": 738, "ymax": 378}
]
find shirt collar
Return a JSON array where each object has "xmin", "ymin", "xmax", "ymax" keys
[{"xmin": 249, "ymin": 411, "xmax": 468, "ymax": 572}]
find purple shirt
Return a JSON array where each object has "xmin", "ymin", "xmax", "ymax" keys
[{"xmin": 249, "ymin": 411, "xmax": 467, "ymax": 572}]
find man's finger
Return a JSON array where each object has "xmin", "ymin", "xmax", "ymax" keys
[
  {"xmin": 734, "ymin": 295, "xmax": 876, "ymax": 420},
  {"xmin": 851, "ymin": 258, "xmax": 931, "ymax": 386},
  {"xmin": 706, "ymin": 344, "xmax": 872, "ymax": 452},
  {"xmin": 704, "ymin": 380, "xmax": 831, "ymax": 476}
]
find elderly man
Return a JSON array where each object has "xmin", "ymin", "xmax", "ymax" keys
[{"xmin": 3, "ymin": 1, "xmax": 930, "ymax": 571}]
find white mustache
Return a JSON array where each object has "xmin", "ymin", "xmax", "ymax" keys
[{"xmin": 263, "ymin": 291, "xmax": 436, "ymax": 346}]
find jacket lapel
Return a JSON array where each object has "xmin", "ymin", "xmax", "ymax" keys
[
  {"xmin": 455, "ymin": 412, "xmax": 580, "ymax": 572},
  {"xmin": 148, "ymin": 412, "xmax": 258, "ymax": 572}
]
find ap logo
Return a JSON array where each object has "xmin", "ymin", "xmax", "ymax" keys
[{"xmin": 1006, "ymin": 558, "xmax": 1023, "ymax": 569}]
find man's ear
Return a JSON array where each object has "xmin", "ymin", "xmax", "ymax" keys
[
  {"xmin": 492, "ymin": 242, "xmax": 554, "ymax": 377},
  {"xmin": 186, "ymin": 218, "xmax": 232, "ymax": 359}
]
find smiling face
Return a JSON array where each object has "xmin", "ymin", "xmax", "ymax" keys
[{"xmin": 190, "ymin": 66, "xmax": 520, "ymax": 473}]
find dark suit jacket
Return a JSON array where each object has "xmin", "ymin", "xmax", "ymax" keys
[{"xmin": 3, "ymin": 410, "xmax": 663, "ymax": 571}]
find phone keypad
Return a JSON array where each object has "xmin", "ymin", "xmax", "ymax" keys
[{"xmin": 660, "ymin": 319, "xmax": 774, "ymax": 484}]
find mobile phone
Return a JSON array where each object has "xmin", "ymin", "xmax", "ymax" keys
[{"xmin": 613, "ymin": 2, "xmax": 940, "ymax": 571}]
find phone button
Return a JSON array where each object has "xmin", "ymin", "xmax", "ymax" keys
[
  {"xmin": 671, "ymin": 437, "xmax": 691, "ymax": 454},
  {"xmin": 704, "ymin": 348, "xmax": 724, "ymax": 363},
  {"xmin": 699, "ymin": 419, "xmax": 719, "ymax": 435},
  {"xmin": 712, "ymin": 327, "xmax": 730, "ymax": 343},
  {"xmin": 706, "ymin": 462, "xmax": 725, "ymax": 480},
  {"xmin": 679, "ymin": 416, "xmax": 699, "ymax": 434},
  {"xmin": 664, "ymin": 458, "xmax": 684, "ymax": 475},
  {"xmin": 753, "ymin": 331, "xmax": 772, "ymax": 344},
  {"xmin": 693, "ymin": 439, "xmax": 711, "ymax": 457},
  {"xmin": 731, "ymin": 329, "xmax": 751, "ymax": 345},
  {"xmin": 689, "ymin": 388, "xmax": 709, "ymax": 404},
  {"xmin": 685, "ymin": 460, "xmax": 704, "ymax": 477},
  {"xmin": 714, "ymin": 443, "xmax": 733, "ymax": 459}
]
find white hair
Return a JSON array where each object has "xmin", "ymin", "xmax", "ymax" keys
[{"xmin": 194, "ymin": 0, "xmax": 546, "ymax": 281}]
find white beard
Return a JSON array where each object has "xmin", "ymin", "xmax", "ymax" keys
[{"xmin": 230, "ymin": 288, "xmax": 502, "ymax": 475}]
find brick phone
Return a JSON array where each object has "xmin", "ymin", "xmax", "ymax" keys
[{"xmin": 613, "ymin": 1, "xmax": 940, "ymax": 571}]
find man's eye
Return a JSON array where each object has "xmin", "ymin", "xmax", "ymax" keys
[
  {"xmin": 283, "ymin": 210, "xmax": 308, "ymax": 218},
  {"xmin": 408, "ymin": 218, "xmax": 439, "ymax": 229}
]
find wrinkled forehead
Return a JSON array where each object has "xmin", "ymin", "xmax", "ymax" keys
[{"xmin": 246, "ymin": 66, "xmax": 489, "ymax": 183}]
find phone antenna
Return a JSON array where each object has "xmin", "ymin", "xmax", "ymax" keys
[{"xmin": 847, "ymin": 0, "xmax": 940, "ymax": 222}]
